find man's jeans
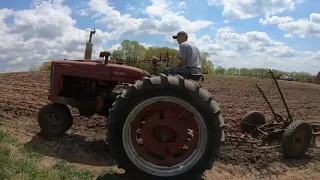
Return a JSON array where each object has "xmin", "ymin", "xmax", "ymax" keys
[{"xmin": 163, "ymin": 66, "xmax": 201, "ymax": 77}]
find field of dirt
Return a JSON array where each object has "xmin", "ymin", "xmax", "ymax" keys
[{"xmin": 0, "ymin": 71, "xmax": 320, "ymax": 180}]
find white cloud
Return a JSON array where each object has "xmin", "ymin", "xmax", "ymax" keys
[
  {"xmin": 0, "ymin": 0, "xmax": 319, "ymax": 75},
  {"xmin": 0, "ymin": 8, "xmax": 13, "ymax": 32},
  {"xmin": 204, "ymin": 27, "xmax": 320, "ymax": 74},
  {"xmin": 140, "ymin": 43, "xmax": 154, "ymax": 48},
  {"xmin": 88, "ymin": 0, "xmax": 213, "ymax": 41},
  {"xmin": 207, "ymin": 0, "xmax": 295, "ymax": 21},
  {"xmin": 284, "ymin": 33, "xmax": 293, "ymax": 38},
  {"xmin": 0, "ymin": 0, "xmax": 214, "ymax": 72},
  {"xmin": 126, "ymin": 4, "xmax": 136, "ymax": 11},
  {"xmin": 190, "ymin": 35, "xmax": 231, "ymax": 57},
  {"xmin": 215, "ymin": 27, "xmax": 295, "ymax": 57},
  {"xmin": 0, "ymin": 0, "xmax": 110, "ymax": 72},
  {"xmin": 278, "ymin": 13, "xmax": 320, "ymax": 38},
  {"xmin": 304, "ymin": 51, "xmax": 320, "ymax": 61},
  {"xmin": 109, "ymin": 44, "xmax": 121, "ymax": 52},
  {"xmin": 262, "ymin": 13, "xmax": 320, "ymax": 39},
  {"xmin": 259, "ymin": 16, "xmax": 294, "ymax": 25},
  {"xmin": 145, "ymin": 0, "xmax": 169, "ymax": 17},
  {"xmin": 179, "ymin": 2, "xmax": 186, "ymax": 7},
  {"xmin": 78, "ymin": 9, "xmax": 89, "ymax": 16},
  {"xmin": 178, "ymin": 28, "xmax": 320, "ymax": 75},
  {"xmin": 9, "ymin": 57, "xmax": 23, "ymax": 65}
]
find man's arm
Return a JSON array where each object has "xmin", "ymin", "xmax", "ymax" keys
[{"xmin": 177, "ymin": 44, "xmax": 187, "ymax": 67}]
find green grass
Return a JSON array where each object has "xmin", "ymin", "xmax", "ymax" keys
[
  {"xmin": 0, "ymin": 129, "xmax": 123, "ymax": 180},
  {"xmin": 0, "ymin": 130, "xmax": 95, "ymax": 180}
]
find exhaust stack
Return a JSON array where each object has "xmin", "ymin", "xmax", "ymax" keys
[{"xmin": 84, "ymin": 29, "xmax": 96, "ymax": 60}]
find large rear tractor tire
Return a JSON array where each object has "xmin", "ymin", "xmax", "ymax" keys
[
  {"xmin": 281, "ymin": 120, "xmax": 312, "ymax": 159},
  {"xmin": 108, "ymin": 75, "xmax": 225, "ymax": 180},
  {"xmin": 38, "ymin": 103, "xmax": 73, "ymax": 138}
]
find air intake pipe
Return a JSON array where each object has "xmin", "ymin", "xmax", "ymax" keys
[{"xmin": 99, "ymin": 51, "xmax": 111, "ymax": 64}]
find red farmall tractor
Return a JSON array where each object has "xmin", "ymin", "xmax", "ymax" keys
[{"xmin": 37, "ymin": 29, "xmax": 225, "ymax": 180}]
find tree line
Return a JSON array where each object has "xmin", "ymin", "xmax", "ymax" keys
[
  {"xmin": 30, "ymin": 39, "xmax": 318, "ymax": 84},
  {"xmin": 215, "ymin": 66, "xmax": 315, "ymax": 83}
]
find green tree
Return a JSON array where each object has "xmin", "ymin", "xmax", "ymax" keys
[
  {"xmin": 32, "ymin": 61, "xmax": 51, "ymax": 71},
  {"xmin": 215, "ymin": 66, "xmax": 226, "ymax": 75},
  {"xmin": 112, "ymin": 40, "xmax": 147, "ymax": 61},
  {"xmin": 225, "ymin": 67, "xmax": 239, "ymax": 75},
  {"xmin": 239, "ymin": 68, "xmax": 250, "ymax": 76},
  {"xmin": 200, "ymin": 52, "xmax": 214, "ymax": 74},
  {"xmin": 111, "ymin": 49, "xmax": 125, "ymax": 60}
]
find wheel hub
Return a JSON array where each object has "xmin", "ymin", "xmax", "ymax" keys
[
  {"xmin": 130, "ymin": 101, "xmax": 200, "ymax": 166},
  {"xmin": 44, "ymin": 113, "xmax": 59, "ymax": 128},
  {"xmin": 153, "ymin": 126, "xmax": 177, "ymax": 143},
  {"xmin": 294, "ymin": 129, "xmax": 307, "ymax": 150}
]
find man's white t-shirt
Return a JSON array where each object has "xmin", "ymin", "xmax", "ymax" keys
[{"xmin": 178, "ymin": 41, "xmax": 202, "ymax": 69}]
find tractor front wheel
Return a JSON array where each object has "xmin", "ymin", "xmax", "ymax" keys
[
  {"xmin": 108, "ymin": 75, "xmax": 224, "ymax": 180},
  {"xmin": 38, "ymin": 103, "xmax": 73, "ymax": 138}
]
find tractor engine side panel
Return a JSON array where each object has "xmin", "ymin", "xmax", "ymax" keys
[{"xmin": 59, "ymin": 75, "xmax": 99, "ymax": 101}]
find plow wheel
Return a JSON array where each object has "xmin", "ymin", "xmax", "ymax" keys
[
  {"xmin": 108, "ymin": 75, "xmax": 224, "ymax": 180},
  {"xmin": 282, "ymin": 120, "xmax": 312, "ymax": 159},
  {"xmin": 240, "ymin": 111, "xmax": 266, "ymax": 134}
]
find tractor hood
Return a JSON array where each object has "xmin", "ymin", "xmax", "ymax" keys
[
  {"xmin": 109, "ymin": 63, "xmax": 151, "ymax": 80},
  {"xmin": 51, "ymin": 60, "xmax": 150, "ymax": 83}
]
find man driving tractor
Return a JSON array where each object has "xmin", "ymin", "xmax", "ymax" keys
[{"xmin": 163, "ymin": 31, "xmax": 202, "ymax": 76}]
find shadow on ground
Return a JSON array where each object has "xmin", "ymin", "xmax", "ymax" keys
[
  {"xmin": 24, "ymin": 132, "xmax": 116, "ymax": 166},
  {"xmin": 96, "ymin": 173, "xmax": 129, "ymax": 180},
  {"xmin": 95, "ymin": 173, "xmax": 206, "ymax": 180},
  {"xmin": 281, "ymin": 151, "xmax": 320, "ymax": 168},
  {"xmin": 218, "ymin": 144, "xmax": 316, "ymax": 171},
  {"xmin": 24, "ymin": 132, "xmax": 319, "ymax": 180}
]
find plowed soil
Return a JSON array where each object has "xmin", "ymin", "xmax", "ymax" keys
[{"xmin": 0, "ymin": 71, "xmax": 320, "ymax": 180}]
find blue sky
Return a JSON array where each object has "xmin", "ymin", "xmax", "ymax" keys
[{"xmin": 0, "ymin": 0, "xmax": 319, "ymax": 74}]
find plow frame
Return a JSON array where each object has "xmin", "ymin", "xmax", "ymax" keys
[{"xmin": 225, "ymin": 69, "xmax": 320, "ymax": 150}]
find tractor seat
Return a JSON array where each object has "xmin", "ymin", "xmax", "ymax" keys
[{"xmin": 188, "ymin": 73, "xmax": 205, "ymax": 81}]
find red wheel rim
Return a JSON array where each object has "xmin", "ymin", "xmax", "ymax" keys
[{"xmin": 130, "ymin": 101, "xmax": 200, "ymax": 166}]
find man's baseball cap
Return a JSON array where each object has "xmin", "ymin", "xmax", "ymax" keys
[{"xmin": 173, "ymin": 31, "xmax": 188, "ymax": 39}]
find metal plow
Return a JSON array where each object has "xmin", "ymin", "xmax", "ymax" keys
[{"xmin": 225, "ymin": 69, "xmax": 320, "ymax": 158}]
